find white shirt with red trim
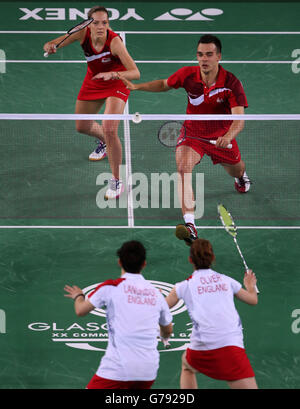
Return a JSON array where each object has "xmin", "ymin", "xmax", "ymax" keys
[
  {"xmin": 175, "ymin": 268, "xmax": 244, "ymax": 351},
  {"xmin": 88, "ymin": 272, "xmax": 172, "ymax": 381}
]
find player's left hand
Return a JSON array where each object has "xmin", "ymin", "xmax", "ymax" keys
[
  {"xmin": 215, "ymin": 136, "xmax": 232, "ymax": 149},
  {"xmin": 92, "ymin": 72, "xmax": 119, "ymax": 81},
  {"xmin": 64, "ymin": 285, "xmax": 83, "ymax": 299}
]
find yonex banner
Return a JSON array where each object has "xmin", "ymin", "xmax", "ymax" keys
[{"xmin": 0, "ymin": 2, "xmax": 299, "ymax": 30}]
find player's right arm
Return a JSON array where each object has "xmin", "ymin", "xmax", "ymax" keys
[
  {"xmin": 165, "ymin": 287, "xmax": 179, "ymax": 308},
  {"xmin": 159, "ymin": 322, "xmax": 173, "ymax": 339},
  {"xmin": 121, "ymin": 77, "xmax": 171, "ymax": 92},
  {"xmin": 235, "ymin": 270, "xmax": 258, "ymax": 305},
  {"xmin": 43, "ymin": 28, "xmax": 85, "ymax": 55}
]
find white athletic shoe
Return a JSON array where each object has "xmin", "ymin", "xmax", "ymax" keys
[
  {"xmin": 104, "ymin": 178, "xmax": 124, "ymax": 200},
  {"xmin": 89, "ymin": 141, "xmax": 107, "ymax": 161},
  {"xmin": 234, "ymin": 172, "xmax": 251, "ymax": 193}
]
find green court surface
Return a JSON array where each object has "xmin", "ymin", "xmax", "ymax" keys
[{"xmin": 1, "ymin": 1, "xmax": 300, "ymax": 389}]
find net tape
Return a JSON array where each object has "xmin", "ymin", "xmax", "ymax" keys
[{"xmin": 0, "ymin": 114, "xmax": 300, "ymax": 121}]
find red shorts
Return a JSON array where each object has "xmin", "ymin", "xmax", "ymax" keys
[
  {"xmin": 177, "ymin": 137, "xmax": 241, "ymax": 165},
  {"xmin": 86, "ymin": 374, "xmax": 155, "ymax": 389},
  {"xmin": 186, "ymin": 346, "xmax": 255, "ymax": 381},
  {"xmin": 78, "ymin": 76, "xmax": 130, "ymax": 102}
]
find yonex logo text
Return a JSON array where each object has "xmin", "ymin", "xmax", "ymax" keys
[
  {"xmin": 18, "ymin": 7, "xmax": 223, "ymax": 22},
  {"xmin": 19, "ymin": 8, "xmax": 143, "ymax": 21}
]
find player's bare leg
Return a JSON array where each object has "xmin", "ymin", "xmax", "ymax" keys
[
  {"xmin": 175, "ymin": 146, "xmax": 201, "ymax": 245},
  {"xmin": 221, "ymin": 160, "xmax": 251, "ymax": 193},
  {"xmin": 227, "ymin": 377, "xmax": 258, "ymax": 389},
  {"xmin": 221, "ymin": 159, "xmax": 245, "ymax": 178},
  {"xmin": 75, "ymin": 99, "xmax": 107, "ymax": 161},
  {"xmin": 103, "ymin": 96, "xmax": 125, "ymax": 180},
  {"xmin": 75, "ymin": 99, "xmax": 105, "ymax": 142},
  {"xmin": 180, "ymin": 351, "xmax": 198, "ymax": 389},
  {"xmin": 102, "ymin": 96, "xmax": 126, "ymax": 200}
]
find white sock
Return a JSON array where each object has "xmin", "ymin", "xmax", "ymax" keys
[{"xmin": 183, "ymin": 213, "xmax": 195, "ymax": 225}]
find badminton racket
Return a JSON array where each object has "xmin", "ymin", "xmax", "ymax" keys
[
  {"xmin": 158, "ymin": 121, "xmax": 232, "ymax": 149},
  {"xmin": 160, "ymin": 337, "xmax": 171, "ymax": 349},
  {"xmin": 44, "ymin": 18, "xmax": 94, "ymax": 57},
  {"xmin": 217, "ymin": 203, "xmax": 259, "ymax": 293}
]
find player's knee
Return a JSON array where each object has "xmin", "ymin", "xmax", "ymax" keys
[
  {"xmin": 102, "ymin": 121, "xmax": 118, "ymax": 138},
  {"xmin": 177, "ymin": 163, "xmax": 193, "ymax": 176},
  {"xmin": 76, "ymin": 121, "xmax": 88, "ymax": 134}
]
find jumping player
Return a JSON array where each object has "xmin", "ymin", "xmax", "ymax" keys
[
  {"xmin": 43, "ymin": 6, "xmax": 140, "ymax": 200},
  {"xmin": 166, "ymin": 238, "xmax": 258, "ymax": 389},
  {"xmin": 64, "ymin": 240, "xmax": 173, "ymax": 389},
  {"xmin": 121, "ymin": 35, "xmax": 250, "ymax": 244}
]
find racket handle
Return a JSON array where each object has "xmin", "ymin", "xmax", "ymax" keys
[
  {"xmin": 209, "ymin": 140, "xmax": 232, "ymax": 149},
  {"xmin": 44, "ymin": 45, "xmax": 57, "ymax": 58},
  {"xmin": 160, "ymin": 337, "xmax": 171, "ymax": 349}
]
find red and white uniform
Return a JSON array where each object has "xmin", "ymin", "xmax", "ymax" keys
[
  {"xmin": 167, "ymin": 65, "xmax": 248, "ymax": 165},
  {"xmin": 175, "ymin": 268, "xmax": 255, "ymax": 381},
  {"xmin": 77, "ymin": 28, "xmax": 130, "ymax": 102},
  {"xmin": 87, "ymin": 273, "xmax": 172, "ymax": 385}
]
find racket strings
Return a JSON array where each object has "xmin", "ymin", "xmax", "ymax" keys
[{"xmin": 69, "ymin": 19, "xmax": 93, "ymax": 34}]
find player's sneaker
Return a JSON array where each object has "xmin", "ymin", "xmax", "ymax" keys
[
  {"xmin": 89, "ymin": 140, "xmax": 107, "ymax": 161},
  {"xmin": 175, "ymin": 223, "xmax": 198, "ymax": 246},
  {"xmin": 234, "ymin": 172, "xmax": 251, "ymax": 193},
  {"xmin": 104, "ymin": 178, "xmax": 124, "ymax": 200}
]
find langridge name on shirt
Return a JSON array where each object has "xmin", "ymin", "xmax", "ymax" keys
[
  {"xmin": 124, "ymin": 284, "xmax": 157, "ymax": 306},
  {"xmin": 197, "ymin": 274, "xmax": 228, "ymax": 295}
]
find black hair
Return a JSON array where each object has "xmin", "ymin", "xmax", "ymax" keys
[
  {"xmin": 198, "ymin": 34, "xmax": 222, "ymax": 54},
  {"xmin": 117, "ymin": 241, "xmax": 146, "ymax": 274}
]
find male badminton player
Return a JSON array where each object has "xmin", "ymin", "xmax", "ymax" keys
[
  {"xmin": 64, "ymin": 240, "xmax": 173, "ymax": 389},
  {"xmin": 166, "ymin": 238, "xmax": 258, "ymax": 389},
  {"xmin": 43, "ymin": 6, "xmax": 140, "ymax": 200},
  {"xmin": 121, "ymin": 35, "xmax": 250, "ymax": 244}
]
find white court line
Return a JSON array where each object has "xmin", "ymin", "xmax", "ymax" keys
[
  {"xmin": 0, "ymin": 226, "xmax": 299, "ymax": 229},
  {"xmin": 119, "ymin": 31, "xmax": 134, "ymax": 228}
]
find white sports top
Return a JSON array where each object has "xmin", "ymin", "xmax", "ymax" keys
[
  {"xmin": 175, "ymin": 268, "xmax": 244, "ymax": 351},
  {"xmin": 88, "ymin": 272, "xmax": 172, "ymax": 381}
]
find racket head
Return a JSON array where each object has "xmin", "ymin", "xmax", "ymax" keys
[
  {"xmin": 217, "ymin": 204, "xmax": 237, "ymax": 238},
  {"xmin": 157, "ymin": 121, "xmax": 185, "ymax": 148},
  {"xmin": 67, "ymin": 18, "xmax": 94, "ymax": 34}
]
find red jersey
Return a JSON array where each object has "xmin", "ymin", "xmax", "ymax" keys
[
  {"xmin": 167, "ymin": 65, "xmax": 248, "ymax": 139},
  {"xmin": 78, "ymin": 28, "xmax": 129, "ymax": 101}
]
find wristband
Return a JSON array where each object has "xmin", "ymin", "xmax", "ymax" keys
[{"xmin": 74, "ymin": 293, "xmax": 85, "ymax": 301}]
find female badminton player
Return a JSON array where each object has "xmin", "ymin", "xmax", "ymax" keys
[
  {"xmin": 166, "ymin": 238, "xmax": 258, "ymax": 389},
  {"xmin": 43, "ymin": 5, "xmax": 140, "ymax": 199}
]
